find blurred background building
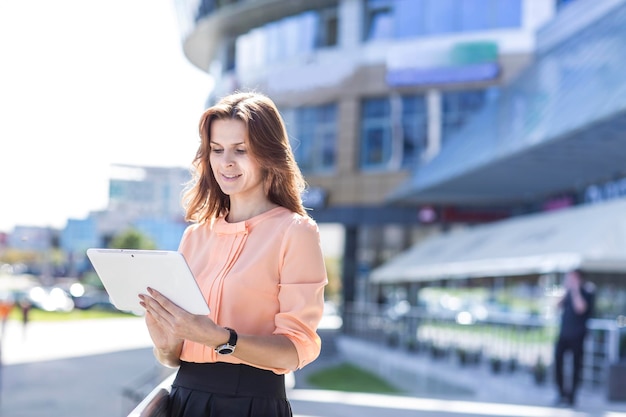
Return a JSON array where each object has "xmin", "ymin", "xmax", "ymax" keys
[
  {"xmin": 166, "ymin": 0, "xmax": 626, "ymax": 389},
  {"xmin": 172, "ymin": 0, "xmax": 626, "ymax": 318}
]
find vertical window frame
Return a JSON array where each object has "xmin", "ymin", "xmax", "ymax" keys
[{"xmin": 285, "ymin": 104, "xmax": 338, "ymax": 175}]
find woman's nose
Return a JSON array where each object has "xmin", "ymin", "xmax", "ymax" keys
[{"xmin": 223, "ymin": 151, "xmax": 235, "ymax": 166}]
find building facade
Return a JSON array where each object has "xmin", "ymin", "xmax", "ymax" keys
[
  {"xmin": 370, "ymin": 0, "xmax": 626, "ymax": 323},
  {"xmin": 173, "ymin": 0, "xmax": 565, "ymax": 305},
  {"xmin": 56, "ymin": 164, "xmax": 191, "ymax": 275}
]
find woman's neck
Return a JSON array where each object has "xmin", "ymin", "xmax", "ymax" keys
[{"xmin": 226, "ymin": 200, "xmax": 279, "ymax": 223}]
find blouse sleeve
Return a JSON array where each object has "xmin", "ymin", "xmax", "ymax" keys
[
  {"xmin": 177, "ymin": 224, "xmax": 194, "ymax": 252},
  {"xmin": 274, "ymin": 216, "xmax": 328, "ymax": 370}
]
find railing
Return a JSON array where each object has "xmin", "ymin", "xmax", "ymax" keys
[
  {"xmin": 343, "ymin": 302, "xmax": 622, "ymax": 387},
  {"xmin": 125, "ymin": 371, "xmax": 176, "ymax": 417},
  {"xmin": 123, "ymin": 303, "xmax": 622, "ymax": 414}
]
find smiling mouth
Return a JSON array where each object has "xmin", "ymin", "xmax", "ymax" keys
[{"xmin": 222, "ymin": 173, "xmax": 241, "ymax": 180}]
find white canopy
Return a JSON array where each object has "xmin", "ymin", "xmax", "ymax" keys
[{"xmin": 370, "ymin": 198, "xmax": 626, "ymax": 283}]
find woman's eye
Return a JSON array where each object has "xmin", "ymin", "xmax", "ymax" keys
[
  {"xmin": 211, "ymin": 148, "xmax": 223, "ymax": 154},
  {"xmin": 235, "ymin": 149, "xmax": 247, "ymax": 154}
]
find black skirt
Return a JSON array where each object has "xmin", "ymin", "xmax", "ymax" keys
[{"xmin": 168, "ymin": 361, "xmax": 293, "ymax": 417}]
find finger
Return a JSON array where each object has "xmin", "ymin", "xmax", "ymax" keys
[
  {"xmin": 147, "ymin": 288, "xmax": 187, "ymax": 317},
  {"xmin": 138, "ymin": 294, "xmax": 149, "ymax": 309},
  {"xmin": 146, "ymin": 288, "xmax": 174, "ymax": 309},
  {"xmin": 140, "ymin": 294, "xmax": 174, "ymax": 326},
  {"xmin": 139, "ymin": 294, "xmax": 159, "ymax": 314}
]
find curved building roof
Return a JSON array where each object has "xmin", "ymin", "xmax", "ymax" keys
[{"xmin": 180, "ymin": 0, "xmax": 337, "ymax": 71}]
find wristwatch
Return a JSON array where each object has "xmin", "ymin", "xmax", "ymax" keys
[{"xmin": 215, "ymin": 327, "xmax": 238, "ymax": 355}]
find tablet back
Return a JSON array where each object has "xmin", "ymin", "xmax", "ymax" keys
[{"xmin": 86, "ymin": 248, "xmax": 210, "ymax": 315}]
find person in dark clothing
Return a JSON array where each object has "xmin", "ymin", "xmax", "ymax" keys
[{"xmin": 553, "ymin": 269, "xmax": 595, "ymax": 407}]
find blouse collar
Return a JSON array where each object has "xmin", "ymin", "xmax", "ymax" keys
[{"xmin": 213, "ymin": 206, "xmax": 287, "ymax": 235}]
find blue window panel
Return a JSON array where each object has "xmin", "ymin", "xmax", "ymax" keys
[
  {"xmin": 321, "ymin": 131, "xmax": 336, "ymax": 168},
  {"xmin": 319, "ymin": 104, "xmax": 336, "ymax": 123},
  {"xmin": 233, "ymin": 6, "xmax": 336, "ymax": 72},
  {"xmin": 361, "ymin": 96, "xmax": 428, "ymax": 170},
  {"xmin": 401, "ymin": 95, "xmax": 428, "ymax": 167},
  {"xmin": 366, "ymin": 0, "xmax": 521, "ymax": 41},
  {"xmin": 557, "ymin": 0, "xmax": 579, "ymax": 10},
  {"xmin": 460, "ymin": 0, "xmax": 489, "ymax": 31},
  {"xmin": 365, "ymin": 0, "xmax": 394, "ymax": 40},
  {"xmin": 496, "ymin": 0, "xmax": 522, "ymax": 28},
  {"xmin": 297, "ymin": 133, "xmax": 315, "ymax": 171},
  {"xmin": 425, "ymin": 0, "xmax": 457, "ymax": 35},
  {"xmin": 361, "ymin": 127, "xmax": 391, "ymax": 168},
  {"xmin": 361, "ymin": 98, "xmax": 392, "ymax": 170},
  {"xmin": 363, "ymin": 98, "xmax": 390, "ymax": 118},
  {"xmin": 393, "ymin": 0, "xmax": 424, "ymax": 38},
  {"xmin": 296, "ymin": 108, "xmax": 315, "ymax": 171},
  {"xmin": 368, "ymin": 11, "xmax": 394, "ymax": 40},
  {"xmin": 298, "ymin": 12, "xmax": 318, "ymax": 53},
  {"xmin": 442, "ymin": 90, "xmax": 487, "ymax": 142},
  {"xmin": 265, "ymin": 22, "xmax": 282, "ymax": 63},
  {"xmin": 287, "ymin": 104, "xmax": 337, "ymax": 174}
]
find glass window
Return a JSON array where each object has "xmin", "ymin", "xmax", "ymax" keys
[
  {"xmin": 361, "ymin": 98, "xmax": 391, "ymax": 170},
  {"xmin": 230, "ymin": 6, "xmax": 337, "ymax": 73},
  {"xmin": 401, "ymin": 96, "xmax": 427, "ymax": 167},
  {"xmin": 225, "ymin": 38, "xmax": 236, "ymax": 71},
  {"xmin": 364, "ymin": 0, "xmax": 522, "ymax": 41},
  {"xmin": 394, "ymin": 0, "xmax": 425, "ymax": 38},
  {"xmin": 460, "ymin": 0, "xmax": 489, "ymax": 31},
  {"xmin": 265, "ymin": 21, "xmax": 282, "ymax": 63},
  {"xmin": 283, "ymin": 15, "xmax": 302, "ymax": 58},
  {"xmin": 425, "ymin": 0, "xmax": 458, "ymax": 35},
  {"xmin": 316, "ymin": 8, "xmax": 339, "ymax": 47},
  {"xmin": 360, "ymin": 95, "xmax": 427, "ymax": 171},
  {"xmin": 442, "ymin": 90, "xmax": 487, "ymax": 143},
  {"xmin": 556, "ymin": 0, "xmax": 579, "ymax": 10},
  {"xmin": 364, "ymin": 0, "xmax": 394, "ymax": 40},
  {"xmin": 285, "ymin": 104, "xmax": 337, "ymax": 174},
  {"xmin": 495, "ymin": 0, "xmax": 522, "ymax": 28}
]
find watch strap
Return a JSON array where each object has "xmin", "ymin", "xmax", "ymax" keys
[{"xmin": 215, "ymin": 327, "xmax": 237, "ymax": 355}]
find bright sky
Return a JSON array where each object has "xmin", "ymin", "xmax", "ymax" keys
[{"xmin": 0, "ymin": 0, "xmax": 213, "ymax": 233}]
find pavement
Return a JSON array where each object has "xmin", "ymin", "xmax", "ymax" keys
[
  {"xmin": 303, "ymin": 335, "xmax": 626, "ymax": 417},
  {"xmin": 0, "ymin": 318, "xmax": 625, "ymax": 417},
  {"xmin": 0, "ymin": 317, "xmax": 163, "ymax": 417}
]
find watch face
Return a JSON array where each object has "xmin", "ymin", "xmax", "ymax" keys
[{"xmin": 217, "ymin": 345, "xmax": 235, "ymax": 355}]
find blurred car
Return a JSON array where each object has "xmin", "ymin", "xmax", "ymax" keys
[
  {"xmin": 28, "ymin": 286, "xmax": 74, "ymax": 312},
  {"xmin": 70, "ymin": 283, "xmax": 116, "ymax": 311}
]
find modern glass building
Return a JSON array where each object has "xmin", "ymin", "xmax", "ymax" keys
[
  {"xmin": 372, "ymin": 0, "xmax": 626, "ymax": 321},
  {"xmin": 169, "ymin": 0, "xmax": 626, "ymax": 318},
  {"xmin": 173, "ymin": 0, "xmax": 563, "ymax": 303}
]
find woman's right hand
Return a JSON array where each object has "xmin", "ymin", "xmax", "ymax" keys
[{"xmin": 141, "ymin": 294, "xmax": 184, "ymax": 367}]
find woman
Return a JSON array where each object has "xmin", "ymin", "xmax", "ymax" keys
[{"xmin": 139, "ymin": 92, "xmax": 328, "ymax": 417}]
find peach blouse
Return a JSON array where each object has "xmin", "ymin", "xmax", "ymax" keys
[{"xmin": 177, "ymin": 206, "xmax": 327, "ymax": 373}]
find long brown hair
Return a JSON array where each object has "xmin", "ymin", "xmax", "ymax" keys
[{"xmin": 183, "ymin": 92, "xmax": 308, "ymax": 223}]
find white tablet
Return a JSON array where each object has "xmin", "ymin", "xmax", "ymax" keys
[{"xmin": 86, "ymin": 248, "xmax": 210, "ymax": 316}]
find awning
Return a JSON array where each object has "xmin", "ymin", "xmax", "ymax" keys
[{"xmin": 370, "ymin": 198, "xmax": 626, "ymax": 283}]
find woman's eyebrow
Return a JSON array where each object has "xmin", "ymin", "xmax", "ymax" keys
[{"xmin": 209, "ymin": 140, "xmax": 246, "ymax": 146}]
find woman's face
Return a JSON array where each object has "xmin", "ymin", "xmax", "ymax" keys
[{"xmin": 209, "ymin": 118, "xmax": 265, "ymax": 202}]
